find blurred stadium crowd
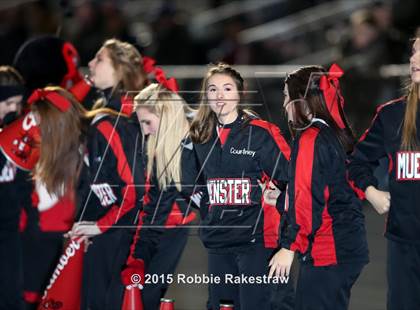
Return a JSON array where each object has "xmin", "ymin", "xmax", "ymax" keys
[{"xmin": 1, "ymin": 0, "xmax": 419, "ymax": 134}]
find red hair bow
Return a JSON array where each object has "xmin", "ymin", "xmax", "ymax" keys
[
  {"xmin": 142, "ymin": 56, "xmax": 179, "ymax": 93},
  {"xmin": 27, "ymin": 89, "xmax": 71, "ymax": 112},
  {"xmin": 142, "ymin": 56, "xmax": 156, "ymax": 74},
  {"xmin": 61, "ymin": 42, "xmax": 82, "ymax": 89},
  {"xmin": 154, "ymin": 67, "xmax": 179, "ymax": 93},
  {"xmin": 319, "ymin": 63, "xmax": 345, "ymax": 129}
]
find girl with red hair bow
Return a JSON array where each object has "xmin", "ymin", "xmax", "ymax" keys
[
  {"xmin": 73, "ymin": 38, "xmax": 191, "ymax": 310},
  {"xmin": 25, "ymin": 82, "xmax": 143, "ymax": 310},
  {"xmin": 268, "ymin": 65, "xmax": 369, "ymax": 310}
]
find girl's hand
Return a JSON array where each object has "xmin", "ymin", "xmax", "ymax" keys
[
  {"xmin": 258, "ymin": 179, "xmax": 281, "ymax": 206},
  {"xmin": 365, "ymin": 186, "xmax": 391, "ymax": 214},
  {"xmin": 268, "ymin": 248, "xmax": 295, "ymax": 278},
  {"xmin": 66, "ymin": 221, "xmax": 102, "ymax": 240}
]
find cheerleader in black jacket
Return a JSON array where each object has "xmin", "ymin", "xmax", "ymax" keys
[
  {"xmin": 122, "ymin": 82, "xmax": 197, "ymax": 310},
  {"xmin": 28, "ymin": 87, "xmax": 133, "ymax": 308},
  {"xmin": 268, "ymin": 65, "xmax": 369, "ymax": 310},
  {"xmin": 0, "ymin": 65, "xmax": 27, "ymax": 310},
  {"xmin": 69, "ymin": 39, "xmax": 147, "ymax": 310},
  {"xmin": 348, "ymin": 37, "xmax": 420, "ymax": 310},
  {"xmin": 12, "ymin": 36, "xmax": 89, "ymax": 309},
  {"xmin": 73, "ymin": 38, "xmax": 194, "ymax": 309},
  {"xmin": 188, "ymin": 63, "xmax": 291, "ymax": 310}
]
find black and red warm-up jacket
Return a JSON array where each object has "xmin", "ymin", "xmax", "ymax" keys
[
  {"xmin": 0, "ymin": 153, "xmax": 32, "ymax": 233},
  {"xmin": 282, "ymin": 119, "xmax": 369, "ymax": 266},
  {"xmin": 192, "ymin": 114, "xmax": 291, "ymax": 251},
  {"xmin": 129, "ymin": 138, "xmax": 198, "ymax": 265},
  {"xmin": 348, "ymin": 98, "xmax": 420, "ymax": 245},
  {"xmin": 76, "ymin": 97, "xmax": 146, "ymax": 232}
]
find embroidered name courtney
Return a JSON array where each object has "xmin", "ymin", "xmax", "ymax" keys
[
  {"xmin": 230, "ymin": 147, "xmax": 255, "ymax": 157},
  {"xmin": 396, "ymin": 151, "xmax": 420, "ymax": 180},
  {"xmin": 207, "ymin": 178, "xmax": 251, "ymax": 205}
]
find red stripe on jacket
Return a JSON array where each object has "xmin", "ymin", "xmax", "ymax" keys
[
  {"xmin": 250, "ymin": 119, "xmax": 291, "ymax": 160},
  {"xmin": 23, "ymin": 291, "xmax": 42, "ymax": 303},
  {"xmin": 216, "ymin": 127, "xmax": 231, "ymax": 146},
  {"xmin": 290, "ymin": 128, "xmax": 318, "ymax": 253},
  {"xmin": 144, "ymin": 174, "xmax": 195, "ymax": 228},
  {"xmin": 260, "ymin": 171, "xmax": 281, "ymax": 248},
  {"xmin": 358, "ymin": 97, "xmax": 404, "ymax": 143},
  {"xmin": 348, "ymin": 97, "xmax": 403, "ymax": 199},
  {"xmin": 346, "ymin": 174, "xmax": 366, "ymax": 200},
  {"xmin": 248, "ymin": 120, "xmax": 290, "ymax": 248},
  {"xmin": 262, "ymin": 200, "xmax": 280, "ymax": 248},
  {"xmin": 165, "ymin": 202, "xmax": 196, "ymax": 227},
  {"xmin": 311, "ymin": 186, "xmax": 337, "ymax": 266},
  {"xmin": 95, "ymin": 121, "xmax": 136, "ymax": 232}
]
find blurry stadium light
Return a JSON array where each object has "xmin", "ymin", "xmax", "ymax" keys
[
  {"xmin": 190, "ymin": 0, "xmax": 284, "ymax": 37},
  {"xmin": 154, "ymin": 64, "xmax": 409, "ymax": 79},
  {"xmin": 0, "ymin": 0, "xmax": 37, "ymax": 10},
  {"xmin": 238, "ymin": 0, "xmax": 373, "ymax": 44},
  {"xmin": 379, "ymin": 64, "xmax": 410, "ymax": 78},
  {"xmin": 284, "ymin": 48, "xmax": 340, "ymax": 66},
  {"xmin": 160, "ymin": 65, "xmax": 302, "ymax": 79}
]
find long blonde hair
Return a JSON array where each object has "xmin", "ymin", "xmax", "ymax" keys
[
  {"xmin": 401, "ymin": 82, "xmax": 419, "ymax": 150},
  {"xmin": 134, "ymin": 83, "xmax": 193, "ymax": 190}
]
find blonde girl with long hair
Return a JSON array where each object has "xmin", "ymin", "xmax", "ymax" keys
[
  {"xmin": 118, "ymin": 83, "xmax": 195, "ymax": 310},
  {"xmin": 122, "ymin": 83, "xmax": 197, "ymax": 310},
  {"xmin": 348, "ymin": 37, "xmax": 420, "ymax": 310}
]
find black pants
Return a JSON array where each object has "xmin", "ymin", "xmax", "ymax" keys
[
  {"xmin": 387, "ymin": 239, "xmax": 420, "ymax": 310},
  {"xmin": 81, "ymin": 229, "xmax": 130, "ymax": 310},
  {"xmin": 21, "ymin": 230, "xmax": 63, "ymax": 310},
  {"xmin": 81, "ymin": 227, "xmax": 189, "ymax": 310},
  {"xmin": 142, "ymin": 227, "xmax": 189, "ymax": 310},
  {"xmin": 270, "ymin": 272, "xmax": 295, "ymax": 310},
  {"xmin": 0, "ymin": 232, "xmax": 24, "ymax": 310},
  {"xmin": 295, "ymin": 262, "xmax": 365, "ymax": 310},
  {"xmin": 208, "ymin": 244, "xmax": 293, "ymax": 310}
]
